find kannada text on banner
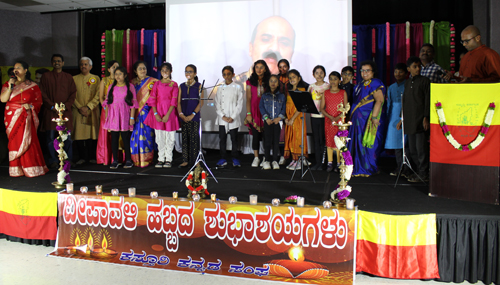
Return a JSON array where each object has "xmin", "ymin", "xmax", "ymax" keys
[{"xmin": 50, "ymin": 193, "xmax": 356, "ymax": 284}]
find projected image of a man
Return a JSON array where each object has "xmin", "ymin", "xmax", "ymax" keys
[{"xmin": 249, "ymin": 16, "xmax": 295, "ymax": 75}]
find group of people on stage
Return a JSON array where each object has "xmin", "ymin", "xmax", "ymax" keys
[{"xmin": 2, "ymin": 25, "xmax": 499, "ymax": 181}]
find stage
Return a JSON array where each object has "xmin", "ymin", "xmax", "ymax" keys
[{"xmin": 1, "ymin": 149, "xmax": 499, "ymax": 284}]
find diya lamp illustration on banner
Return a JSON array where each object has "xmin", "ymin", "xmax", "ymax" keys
[
  {"xmin": 91, "ymin": 235, "xmax": 118, "ymax": 259},
  {"xmin": 186, "ymin": 163, "xmax": 209, "ymax": 200},
  {"xmin": 265, "ymin": 246, "xmax": 329, "ymax": 279},
  {"xmin": 330, "ymin": 102, "xmax": 354, "ymax": 205},
  {"xmin": 75, "ymin": 234, "xmax": 94, "ymax": 257},
  {"xmin": 64, "ymin": 232, "xmax": 82, "ymax": 255}
]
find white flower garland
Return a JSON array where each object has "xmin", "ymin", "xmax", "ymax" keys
[{"xmin": 436, "ymin": 102, "xmax": 495, "ymax": 151}]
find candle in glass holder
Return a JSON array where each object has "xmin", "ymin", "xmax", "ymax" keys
[
  {"xmin": 172, "ymin": 191, "xmax": 178, "ymax": 200},
  {"xmin": 66, "ymin": 183, "xmax": 74, "ymax": 193},
  {"xmin": 272, "ymin": 198, "xmax": 280, "ymax": 206},
  {"xmin": 323, "ymin": 201, "xmax": 332, "ymax": 209},
  {"xmin": 192, "ymin": 194, "xmax": 200, "ymax": 202},
  {"xmin": 80, "ymin": 186, "xmax": 88, "ymax": 194},
  {"xmin": 111, "ymin": 188, "xmax": 119, "ymax": 196},
  {"xmin": 346, "ymin": 198, "xmax": 356, "ymax": 210},
  {"xmin": 150, "ymin": 191, "xmax": 158, "ymax": 199},
  {"xmin": 229, "ymin": 196, "xmax": 237, "ymax": 204},
  {"xmin": 296, "ymin": 197, "xmax": 305, "ymax": 207},
  {"xmin": 210, "ymin": 193, "xmax": 216, "ymax": 202},
  {"xmin": 95, "ymin": 185, "xmax": 103, "ymax": 195},
  {"xmin": 128, "ymin": 187, "xmax": 136, "ymax": 197},
  {"xmin": 249, "ymin": 194, "xmax": 258, "ymax": 205}
]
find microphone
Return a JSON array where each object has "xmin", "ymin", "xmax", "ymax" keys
[{"xmin": 9, "ymin": 74, "xmax": 15, "ymax": 89}]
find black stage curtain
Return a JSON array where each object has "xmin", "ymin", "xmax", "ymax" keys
[
  {"xmin": 437, "ymin": 214, "xmax": 500, "ymax": 285},
  {"xmin": 0, "ymin": 234, "xmax": 55, "ymax": 247},
  {"xmin": 82, "ymin": 4, "xmax": 165, "ymax": 71}
]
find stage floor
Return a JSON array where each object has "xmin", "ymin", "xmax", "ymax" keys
[{"xmin": 1, "ymin": 149, "xmax": 499, "ymax": 216}]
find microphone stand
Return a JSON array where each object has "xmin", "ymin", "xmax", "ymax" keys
[{"xmin": 180, "ymin": 80, "xmax": 219, "ymax": 183}]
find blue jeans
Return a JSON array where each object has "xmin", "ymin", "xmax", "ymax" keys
[{"xmin": 46, "ymin": 130, "xmax": 73, "ymax": 164}]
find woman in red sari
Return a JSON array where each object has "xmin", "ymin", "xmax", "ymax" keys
[{"xmin": 1, "ymin": 61, "xmax": 48, "ymax": 177}]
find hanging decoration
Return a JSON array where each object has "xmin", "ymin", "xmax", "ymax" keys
[
  {"xmin": 405, "ymin": 21, "xmax": 410, "ymax": 60},
  {"xmin": 371, "ymin": 28, "xmax": 376, "ymax": 61},
  {"xmin": 352, "ymin": 32, "xmax": 357, "ymax": 85},
  {"xmin": 101, "ymin": 32, "xmax": 106, "ymax": 78},
  {"xmin": 430, "ymin": 20, "xmax": 435, "ymax": 44},
  {"xmin": 140, "ymin": 28, "xmax": 145, "ymax": 61},
  {"xmin": 450, "ymin": 24, "xmax": 456, "ymax": 73},
  {"xmin": 112, "ymin": 29, "xmax": 116, "ymax": 60},
  {"xmin": 153, "ymin": 32, "xmax": 158, "ymax": 72},
  {"xmin": 386, "ymin": 22, "xmax": 391, "ymax": 85},
  {"xmin": 126, "ymin": 29, "xmax": 130, "ymax": 72}
]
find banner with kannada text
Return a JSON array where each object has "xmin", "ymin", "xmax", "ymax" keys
[{"xmin": 50, "ymin": 193, "xmax": 356, "ymax": 284}]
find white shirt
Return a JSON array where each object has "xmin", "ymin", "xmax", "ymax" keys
[{"xmin": 214, "ymin": 81, "xmax": 244, "ymax": 132}]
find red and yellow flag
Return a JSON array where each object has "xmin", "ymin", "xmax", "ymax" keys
[
  {"xmin": 430, "ymin": 83, "xmax": 500, "ymax": 167},
  {"xmin": 0, "ymin": 188, "xmax": 57, "ymax": 240},
  {"xmin": 356, "ymin": 211, "xmax": 440, "ymax": 279}
]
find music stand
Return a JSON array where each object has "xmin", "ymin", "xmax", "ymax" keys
[
  {"xmin": 180, "ymin": 80, "xmax": 219, "ymax": 183},
  {"xmin": 288, "ymin": 90, "xmax": 319, "ymax": 183}
]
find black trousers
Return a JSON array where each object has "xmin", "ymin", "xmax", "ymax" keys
[
  {"xmin": 111, "ymin": 131, "xmax": 131, "ymax": 162},
  {"xmin": 76, "ymin": 139, "xmax": 97, "ymax": 161},
  {"xmin": 407, "ymin": 132, "xmax": 429, "ymax": 176},
  {"xmin": 264, "ymin": 122, "xmax": 280, "ymax": 162},
  {"xmin": 181, "ymin": 121, "xmax": 200, "ymax": 164},
  {"xmin": 311, "ymin": 117, "xmax": 325, "ymax": 165},
  {"xmin": 249, "ymin": 124, "xmax": 262, "ymax": 151},
  {"xmin": 219, "ymin": 126, "xmax": 239, "ymax": 159}
]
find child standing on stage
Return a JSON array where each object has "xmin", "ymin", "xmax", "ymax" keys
[
  {"xmin": 385, "ymin": 63, "xmax": 407, "ymax": 176},
  {"xmin": 103, "ymin": 66, "xmax": 138, "ymax": 169},
  {"xmin": 340, "ymin": 66, "xmax": 355, "ymax": 113},
  {"xmin": 320, "ymin": 71, "xmax": 347, "ymax": 172},
  {"xmin": 144, "ymin": 62, "xmax": 180, "ymax": 168},
  {"xmin": 215, "ymin": 66, "xmax": 244, "ymax": 168},
  {"xmin": 308, "ymin": 65, "xmax": 330, "ymax": 170},
  {"xmin": 284, "ymin": 69, "xmax": 309, "ymax": 170},
  {"xmin": 178, "ymin": 64, "xmax": 203, "ymax": 168},
  {"xmin": 245, "ymin": 60, "xmax": 271, "ymax": 167},
  {"xmin": 259, "ymin": 75, "xmax": 286, "ymax": 170}
]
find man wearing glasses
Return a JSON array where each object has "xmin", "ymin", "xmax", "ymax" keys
[{"xmin": 449, "ymin": 25, "xmax": 500, "ymax": 83}]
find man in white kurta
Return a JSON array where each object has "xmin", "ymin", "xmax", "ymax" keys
[{"xmin": 72, "ymin": 57, "xmax": 101, "ymax": 165}]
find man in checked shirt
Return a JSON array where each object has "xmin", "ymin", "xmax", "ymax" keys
[{"xmin": 419, "ymin": 43, "xmax": 448, "ymax": 83}]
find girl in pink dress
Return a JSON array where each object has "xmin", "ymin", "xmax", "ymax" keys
[
  {"xmin": 144, "ymin": 63, "xmax": 180, "ymax": 168},
  {"xmin": 102, "ymin": 66, "xmax": 138, "ymax": 169},
  {"xmin": 320, "ymin": 71, "xmax": 347, "ymax": 172}
]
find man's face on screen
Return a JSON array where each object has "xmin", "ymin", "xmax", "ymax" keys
[{"xmin": 249, "ymin": 16, "xmax": 295, "ymax": 75}]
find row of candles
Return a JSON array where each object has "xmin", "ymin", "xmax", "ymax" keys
[{"xmin": 65, "ymin": 183, "xmax": 356, "ymax": 209}]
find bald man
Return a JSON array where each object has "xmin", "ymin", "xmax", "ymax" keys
[
  {"xmin": 451, "ymin": 25, "xmax": 500, "ymax": 83},
  {"xmin": 249, "ymin": 16, "xmax": 296, "ymax": 75}
]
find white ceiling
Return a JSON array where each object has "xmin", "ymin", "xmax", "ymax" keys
[{"xmin": 0, "ymin": 0, "xmax": 164, "ymax": 13}]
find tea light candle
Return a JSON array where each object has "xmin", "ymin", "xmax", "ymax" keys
[
  {"xmin": 111, "ymin": 188, "xmax": 119, "ymax": 196},
  {"xmin": 346, "ymin": 198, "xmax": 356, "ymax": 210},
  {"xmin": 249, "ymin": 194, "xmax": 258, "ymax": 205},
  {"xmin": 272, "ymin": 198, "xmax": 280, "ymax": 206},
  {"xmin": 66, "ymin": 183, "xmax": 74, "ymax": 193},
  {"xmin": 172, "ymin": 192, "xmax": 178, "ymax": 200},
  {"xmin": 95, "ymin": 185, "xmax": 103, "ymax": 195},
  {"xmin": 210, "ymin": 193, "xmax": 216, "ymax": 202},
  {"xmin": 150, "ymin": 191, "xmax": 158, "ymax": 199},
  {"xmin": 192, "ymin": 194, "xmax": 200, "ymax": 202},
  {"xmin": 296, "ymin": 197, "xmax": 305, "ymax": 207},
  {"xmin": 80, "ymin": 186, "xmax": 88, "ymax": 194},
  {"xmin": 229, "ymin": 196, "xmax": 237, "ymax": 204},
  {"xmin": 323, "ymin": 201, "xmax": 332, "ymax": 209},
  {"xmin": 128, "ymin": 187, "xmax": 136, "ymax": 197}
]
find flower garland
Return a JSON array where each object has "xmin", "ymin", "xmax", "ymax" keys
[
  {"xmin": 54, "ymin": 125, "xmax": 71, "ymax": 184},
  {"xmin": 435, "ymin": 102, "xmax": 495, "ymax": 151},
  {"xmin": 331, "ymin": 130, "xmax": 353, "ymax": 201}
]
